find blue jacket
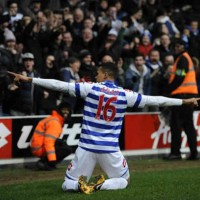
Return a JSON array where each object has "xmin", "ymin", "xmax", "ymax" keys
[{"xmin": 125, "ymin": 64, "xmax": 151, "ymax": 95}]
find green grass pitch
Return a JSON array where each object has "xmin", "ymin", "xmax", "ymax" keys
[{"xmin": 0, "ymin": 159, "xmax": 200, "ymax": 200}]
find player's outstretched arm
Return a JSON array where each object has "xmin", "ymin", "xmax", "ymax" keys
[
  {"xmin": 140, "ymin": 95, "xmax": 200, "ymax": 107},
  {"xmin": 8, "ymin": 71, "xmax": 70, "ymax": 93},
  {"xmin": 8, "ymin": 71, "xmax": 32, "ymax": 82},
  {"xmin": 182, "ymin": 98, "xmax": 200, "ymax": 106}
]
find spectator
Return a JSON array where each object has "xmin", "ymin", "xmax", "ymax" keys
[
  {"xmin": 152, "ymin": 7, "xmax": 180, "ymax": 38},
  {"xmin": 0, "ymin": 28, "xmax": 18, "ymax": 72},
  {"xmin": 31, "ymin": 102, "xmax": 72, "ymax": 170},
  {"xmin": 123, "ymin": 7, "xmax": 144, "ymax": 37},
  {"xmin": 125, "ymin": 52, "xmax": 151, "ymax": 94},
  {"xmin": 72, "ymin": 7, "xmax": 84, "ymax": 37},
  {"xmin": 98, "ymin": 28, "xmax": 121, "ymax": 63},
  {"xmin": 3, "ymin": 0, "xmax": 23, "ymax": 32},
  {"xmin": 146, "ymin": 49, "xmax": 163, "ymax": 111},
  {"xmin": 61, "ymin": 31, "xmax": 76, "ymax": 57},
  {"xmin": 79, "ymin": 49, "xmax": 97, "ymax": 82},
  {"xmin": 161, "ymin": 53, "xmax": 175, "ymax": 96},
  {"xmin": 76, "ymin": 49, "xmax": 97, "ymax": 114},
  {"xmin": 114, "ymin": 0, "xmax": 127, "ymax": 20},
  {"xmin": 165, "ymin": 39, "xmax": 199, "ymax": 160},
  {"xmin": 59, "ymin": 57, "xmax": 81, "ymax": 112},
  {"xmin": 8, "ymin": 52, "xmax": 40, "ymax": 116},
  {"xmin": 74, "ymin": 27, "xmax": 98, "ymax": 64},
  {"xmin": 37, "ymin": 54, "xmax": 60, "ymax": 115},
  {"xmin": 137, "ymin": 30, "xmax": 153, "ymax": 58},
  {"xmin": 142, "ymin": 0, "xmax": 160, "ymax": 24},
  {"xmin": 124, "ymin": 52, "xmax": 151, "ymax": 111},
  {"xmin": 192, "ymin": 56, "xmax": 200, "ymax": 97},
  {"xmin": 0, "ymin": 67, "xmax": 11, "ymax": 116},
  {"xmin": 186, "ymin": 19, "xmax": 200, "ymax": 59},
  {"xmin": 22, "ymin": 11, "xmax": 51, "ymax": 72},
  {"xmin": 83, "ymin": 17, "xmax": 98, "ymax": 37},
  {"xmin": 154, "ymin": 33, "xmax": 174, "ymax": 62}
]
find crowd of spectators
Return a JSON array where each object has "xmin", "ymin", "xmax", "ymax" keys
[{"xmin": 1, "ymin": 0, "xmax": 200, "ymax": 116}]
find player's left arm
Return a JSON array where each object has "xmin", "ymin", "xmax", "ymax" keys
[{"xmin": 8, "ymin": 71, "xmax": 93, "ymax": 98}]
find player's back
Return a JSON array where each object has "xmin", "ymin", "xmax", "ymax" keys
[{"xmin": 78, "ymin": 81, "xmax": 128, "ymax": 153}]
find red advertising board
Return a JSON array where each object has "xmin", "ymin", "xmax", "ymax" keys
[
  {"xmin": 125, "ymin": 112, "xmax": 200, "ymax": 150},
  {"xmin": 0, "ymin": 119, "xmax": 12, "ymax": 158}
]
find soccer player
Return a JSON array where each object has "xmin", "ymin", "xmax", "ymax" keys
[{"xmin": 8, "ymin": 62, "xmax": 200, "ymax": 194}]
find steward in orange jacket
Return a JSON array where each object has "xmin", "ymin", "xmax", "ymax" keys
[
  {"xmin": 165, "ymin": 38, "xmax": 198, "ymax": 161},
  {"xmin": 31, "ymin": 102, "xmax": 72, "ymax": 170}
]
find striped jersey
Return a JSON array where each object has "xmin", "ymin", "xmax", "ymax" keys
[
  {"xmin": 32, "ymin": 78, "xmax": 182, "ymax": 153},
  {"xmin": 74, "ymin": 80, "xmax": 146, "ymax": 153}
]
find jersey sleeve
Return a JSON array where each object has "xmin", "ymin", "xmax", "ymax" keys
[
  {"xmin": 141, "ymin": 95, "xmax": 182, "ymax": 106},
  {"xmin": 125, "ymin": 90, "xmax": 146, "ymax": 108},
  {"xmin": 32, "ymin": 78, "xmax": 93, "ymax": 98},
  {"xmin": 125, "ymin": 90, "xmax": 182, "ymax": 108}
]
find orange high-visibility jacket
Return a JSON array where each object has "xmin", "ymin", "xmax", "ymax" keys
[
  {"xmin": 169, "ymin": 52, "xmax": 198, "ymax": 95},
  {"xmin": 30, "ymin": 110, "xmax": 64, "ymax": 161}
]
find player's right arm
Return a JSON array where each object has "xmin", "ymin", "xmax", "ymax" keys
[{"xmin": 125, "ymin": 90, "xmax": 200, "ymax": 108}]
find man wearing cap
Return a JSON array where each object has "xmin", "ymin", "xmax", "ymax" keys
[
  {"xmin": 165, "ymin": 39, "xmax": 199, "ymax": 160},
  {"xmin": 8, "ymin": 52, "xmax": 40, "ymax": 116}
]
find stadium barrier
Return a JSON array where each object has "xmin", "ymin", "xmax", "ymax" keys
[{"xmin": 0, "ymin": 112, "xmax": 200, "ymax": 165}]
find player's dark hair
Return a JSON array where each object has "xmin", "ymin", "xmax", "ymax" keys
[{"xmin": 100, "ymin": 62, "xmax": 118, "ymax": 79}]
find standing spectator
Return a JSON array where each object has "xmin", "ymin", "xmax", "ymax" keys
[
  {"xmin": 72, "ymin": 7, "xmax": 84, "ymax": 37},
  {"xmin": 83, "ymin": 17, "xmax": 98, "ymax": 37},
  {"xmin": 59, "ymin": 57, "xmax": 81, "ymax": 112},
  {"xmin": 192, "ymin": 56, "xmax": 200, "ymax": 97},
  {"xmin": 137, "ymin": 30, "xmax": 153, "ymax": 59},
  {"xmin": 152, "ymin": 7, "xmax": 180, "ymax": 38},
  {"xmin": 154, "ymin": 33, "xmax": 174, "ymax": 62},
  {"xmin": 8, "ymin": 52, "xmax": 40, "ymax": 116},
  {"xmin": 146, "ymin": 49, "xmax": 163, "ymax": 96},
  {"xmin": 3, "ymin": 0, "xmax": 23, "ymax": 32},
  {"xmin": 98, "ymin": 28, "xmax": 121, "ymax": 63},
  {"xmin": 22, "ymin": 11, "xmax": 50, "ymax": 72},
  {"xmin": 74, "ymin": 27, "xmax": 98, "ymax": 64},
  {"xmin": 160, "ymin": 53, "xmax": 174, "ymax": 96},
  {"xmin": 142, "ymin": 0, "xmax": 160, "ymax": 24},
  {"xmin": 79, "ymin": 49, "xmax": 97, "ymax": 82},
  {"xmin": 0, "ymin": 28, "xmax": 18, "ymax": 72},
  {"xmin": 31, "ymin": 102, "xmax": 72, "ymax": 170},
  {"xmin": 123, "ymin": 7, "xmax": 144, "ymax": 37},
  {"xmin": 124, "ymin": 53, "xmax": 151, "ymax": 111},
  {"xmin": 186, "ymin": 19, "xmax": 200, "ymax": 59},
  {"xmin": 165, "ymin": 39, "xmax": 199, "ymax": 160},
  {"xmin": 125, "ymin": 52, "xmax": 151, "ymax": 95},
  {"xmin": 37, "ymin": 55, "xmax": 60, "ymax": 115},
  {"xmin": 8, "ymin": 62, "xmax": 200, "ymax": 194},
  {"xmin": 0, "ymin": 67, "xmax": 11, "ymax": 116},
  {"xmin": 76, "ymin": 49, "xmax": 97, "ymax": 114},
  {"xmin": 61, "ymin": 31, "xmax": 77, "ymax": 57}
]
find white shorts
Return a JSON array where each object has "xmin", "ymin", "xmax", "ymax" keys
[{"xmin": 65, "ymin": 147, "xmax": 130, "ymax": 181}]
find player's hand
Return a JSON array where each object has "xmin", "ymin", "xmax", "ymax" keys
[
  {"xmin": 182, "ymin": 98, "xmax": 200, "ymax": 106},
  {"xmin": 8, "ymin": 71, "xmax": 32, "ymax": 82}
]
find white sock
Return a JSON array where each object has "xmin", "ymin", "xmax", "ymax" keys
[
  {"xmin": 100, "ymin": 177, "xmax": 128, "ymax": 190},
  {"xmin": 62, "ymin": 179, "xmax": 79, "ymax": 192}
]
